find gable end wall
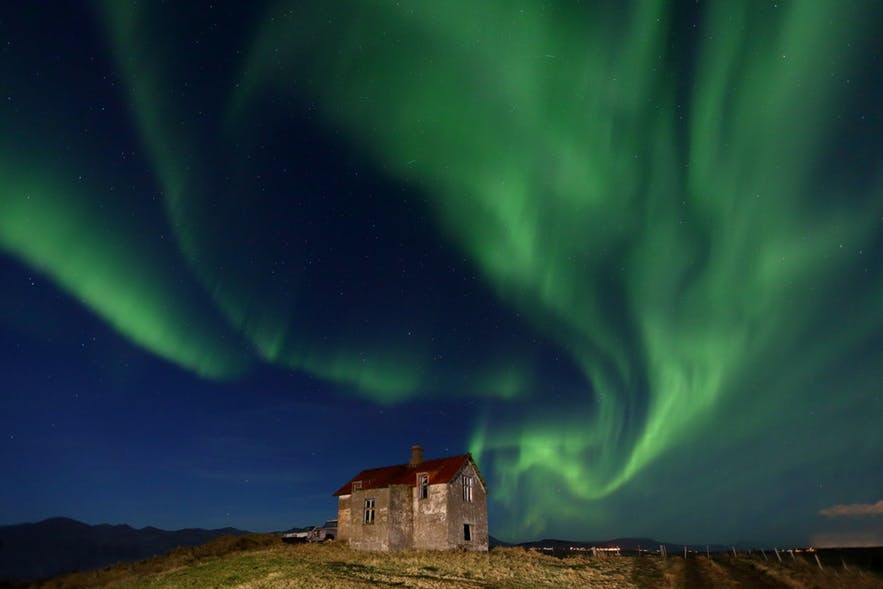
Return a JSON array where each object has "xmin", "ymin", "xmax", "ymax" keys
[{"xmin": 447, "ymin": 463, "xmax": 489, "ymax": 551}]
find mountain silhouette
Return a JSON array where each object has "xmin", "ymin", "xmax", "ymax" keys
[{"xmin": 0, "ymin": 517, "xmax": 248, "ymax": 582}]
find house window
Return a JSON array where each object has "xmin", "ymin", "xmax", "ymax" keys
[
  {"xmin": 462, "ymin": 475, "xmax": 473, "ymax": 502},
  {"xmin": 418, "ymin": 473, "xmax": 429, "ymax": 499},
  {"xmin": 352, "ymin": 480, "xmax": 362, "ymax": 492},
  {"xmin": 363, "ymin": 498, "xmax": 376, "ymax": 524},
  {"xmin": 464, "ymin": 523, "xmax": 472, "ymax": 542}
]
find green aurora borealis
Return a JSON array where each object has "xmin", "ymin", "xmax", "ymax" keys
[{"xmin": 1, "ymin": 1, "xmax": 881, "ymax": 542}]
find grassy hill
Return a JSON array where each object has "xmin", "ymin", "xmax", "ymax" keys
[{"xmin": 14, "ymin": 534, "xmax": 883, "ymax": 589}]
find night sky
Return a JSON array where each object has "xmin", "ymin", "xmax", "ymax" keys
[{"xmin": 1, "ymin": 1, "xmax": 882, "ymax": 547}]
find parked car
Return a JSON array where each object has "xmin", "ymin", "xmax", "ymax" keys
[
  {"xmin": 282, "ymin": 520, "xmax": 337, "ymax": 544},
  {"xmin": 281, "ymin": 529, "xmax": 310, "ymax": 543},
  {"xmin": 306, "ymin": 520, "xmax": 337, "ymax": 542}
]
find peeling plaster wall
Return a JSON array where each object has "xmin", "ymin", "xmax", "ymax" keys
[
  {"xmin": 346, "ymin": 487, "xmax": 391, "ymax": 551},
  {"xmin": 413, "ymin": 483, "xmax": 450, "ymax": 550},
  {"xmin": 388, "ymin": 485, "xmax": 413, "ymax": 551},
  {"xmin": 337, "ymin": 494, "xmax": 352, "ymax": 542}
]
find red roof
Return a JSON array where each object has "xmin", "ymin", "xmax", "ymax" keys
[{"xmin": 332, "ymin": 453, "xmax": 483, "ymax": 496}]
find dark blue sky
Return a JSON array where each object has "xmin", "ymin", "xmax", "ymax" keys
[{"xmin": 1, "ymin": 1, "xmax": 882, "ymax": 546}]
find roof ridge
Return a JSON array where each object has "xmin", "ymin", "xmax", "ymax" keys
[{"xmin": 332, "ymin": 453, "xmax": 474, "ymax": 496}]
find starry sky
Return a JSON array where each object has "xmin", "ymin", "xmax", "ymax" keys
[{"xmin": 1, "ymin": 1, "xmax": 881, "ymax": 547}]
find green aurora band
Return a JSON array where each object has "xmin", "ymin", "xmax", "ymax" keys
[
  {"xmin": 93, "ymin": 0, "xmax": 541, "ymax": 404},
  {"xmin": 235, "ymin": 0, "xmax": 883, "ymax": 533},
  {"xmin": 1, "ymin": 0, "xmax": 880, "ymax": 537},
  {"xmin": 0, "ymin": 156, "xmax": 250, "ymax": 380}
]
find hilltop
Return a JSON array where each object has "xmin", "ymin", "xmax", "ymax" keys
[{"xmin": 11, "ymin": 534, "xmax": 883, "ymax": 589}]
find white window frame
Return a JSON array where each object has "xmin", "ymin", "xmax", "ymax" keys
[{"xmin": 462, "ymin": 475, "xmax": 473, "ymax": 502}]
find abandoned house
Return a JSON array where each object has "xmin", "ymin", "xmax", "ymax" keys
[{"xmin": 332, "ymin": 445, "xmax": 489, "ymax": 551}]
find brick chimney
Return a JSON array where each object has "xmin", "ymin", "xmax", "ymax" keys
[{"xmin": 409, "ymin": 445, "xmax": 424, "ymax": 467}]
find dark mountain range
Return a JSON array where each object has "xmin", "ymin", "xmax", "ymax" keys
[
  {"xmin": 488, "ymin": 535, "xmax": 515, "ymax": 548},
  {"xmin": 0, "ymin": 517, "xmax": 248, "ymax": 582}
]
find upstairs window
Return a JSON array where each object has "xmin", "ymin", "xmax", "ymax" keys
[
  {"xmin": 462, "ymin": 475, "xmax": 474, "ymax": 502},
  {"xmin": 352, "ymin": 480, "xmax": 362, "ymax": 492},
  {"xmin": 363, "ymin": 498, "xmax": 376, "ymax": 524},
  {"xmin": 418, "ymin": 473, "xmax": 429, "ymax": 499}
]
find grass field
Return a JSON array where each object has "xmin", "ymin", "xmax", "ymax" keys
[{"xmin": 16, "ymin": 535, "xmax": 883, "ymax": 588}]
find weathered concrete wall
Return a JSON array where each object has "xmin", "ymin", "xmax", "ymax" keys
[
  {"xmin": 346, "ymin": 487, "xmax": 391, "ymax": 551},
  {"xmin": 446, "ymin": 463, "xmax": 489, "ymax": 551},
  {"xmin": 412, "ymin": 483, "xmax": 449, "ymax": 550},
  {"xmin": 387, "ymin": 485, "xmax": 413, "ymax": 551},
  {"xmin": 337, "ymin": 494, "xmax": 352, "ymax": 542}
]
